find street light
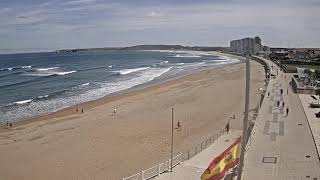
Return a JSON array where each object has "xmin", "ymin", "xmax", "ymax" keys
[
  {"xmin": 237, "ymin": 54, "xmax": 251, "ymax": 180},
  {"xmin": 258, "ymin": 87, "xmax": 263, "ymax": 109},
  {"xmin": 170, "ymin": 108, "xmax": 174, "ymax": 172}
]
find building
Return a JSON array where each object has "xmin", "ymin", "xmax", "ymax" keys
[
  {"xmin": 270, "ymin": 48, "xmax": 289, "ymax": 60},
  {"xmin": 230, "ymin": 36, "xmax": 263, "ymax": 55}
]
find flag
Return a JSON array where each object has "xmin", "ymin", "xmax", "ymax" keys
[{"xmin": 201, "ymin": 137, "xmax": 241, "ymax": 180}]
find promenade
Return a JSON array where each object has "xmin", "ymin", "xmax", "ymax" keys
[
  {"xmin": 242, "ymin": 57, "xmax": 320, "ymax": 179},
  {"xmin": 298, "ymin": 94, "xmax": 320, "ymax": 158}
]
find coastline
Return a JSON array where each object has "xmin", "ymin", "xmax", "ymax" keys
[
  {"xmin": 1, "ymin": 51, "xmax": 244, "ymax": 130},
  {"xmin": 0, "ymin": 52, "xmax": 265, "ymax": 180}
]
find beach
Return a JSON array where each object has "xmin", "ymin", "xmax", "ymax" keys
[{"xmin": 0, "ymin": 53, "xmax": 265, "ymax": 179}]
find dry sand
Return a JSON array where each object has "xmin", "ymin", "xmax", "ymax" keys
[{"xmin": 0, "ymin": 53, "xmax": 265, "ymax": 180}]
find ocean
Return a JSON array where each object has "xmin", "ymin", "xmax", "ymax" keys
[{"xmin": 0, "ymin": 50, "xmax": 239, "ymax": 123}]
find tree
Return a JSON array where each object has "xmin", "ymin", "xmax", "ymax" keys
[{"xmin": 316, "ymin": 89, "xmax": 320, "ymax": 104}]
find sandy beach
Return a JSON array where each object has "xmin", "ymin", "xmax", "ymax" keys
[{"xmin": 0, "ymin": 53, "xmax": 265, "ymax": 179}]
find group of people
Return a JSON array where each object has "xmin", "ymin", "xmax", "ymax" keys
[
  {"xmin": 276, "ymin": 88, "xmax": 290, "ymax": 116},
  {"xmin": 76, "ymin": 106, "xmax": 84, "ymax": 113},
  {"xmin": 6, "ymin": 121, "xmax": 13, "ymax": 128}
]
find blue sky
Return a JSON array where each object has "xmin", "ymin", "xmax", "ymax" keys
[{"xmin": 0, "ymin": 0, "xmax": 320, "ymax": 53}]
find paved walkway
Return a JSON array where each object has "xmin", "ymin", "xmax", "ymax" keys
[
  {"xmin": 242, "ymin": 57, "xmax": 320, "ymax": 179},
  {"xmin": 155, "ymin": 130, "xmax": 241, "ymax": 180},
  {"xmin": 298, "ymin": 94, "xmax": 320, "ymax": 160}
]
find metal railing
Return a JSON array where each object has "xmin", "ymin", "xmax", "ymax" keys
[
  {"xmin": 122, "ymin": 128, "xmax": 227, "ymax": 180},
  {"xmin": 181, "ymin": 129, "xmax": 226, "ymax": 161},
  {"xmin": 123, "ymin": 153, "xmax": 183, "ymax": 180}
]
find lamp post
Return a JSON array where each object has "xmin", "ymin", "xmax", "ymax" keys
[
  {"xmin": 237, "ymin": 54, "xmax": 251, "ymax": 180},
  {"xmin": 170, "ymin": 108, "xmax": 174, "ymax": 172},
  {"xmin": 258, "ymin": 87, "xmax": 263, "ymax": 110}
]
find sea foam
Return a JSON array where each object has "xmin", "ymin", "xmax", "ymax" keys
[
  {"xmin": 115, "ymin": 67, "xmax": 150, "ymax": 75},
  {"xmin": 36, "ymin": 67, "xmax": 60, "ymax": 71},
  {"xmin": 14, "ymin": 99, "xmax": 33, "ymax": 105}
]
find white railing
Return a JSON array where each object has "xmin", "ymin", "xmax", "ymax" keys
[
  {"xmin": 142, "ymin": 164, "xmax": 160, "ymax": 180},
  {"xmin": 123, "ymin": 153, "xmax": 183, "ymax": 180},
  {"xmin": 122, "ymin": 128, "xmax": 227, "ymax": 180},
  {"xmin": 122, "ymin": 172, "xmax": 141, "ymax": 180},
  {"xmin": 159, "ymin": 160, "xmax": 169, "ymax": 174}
]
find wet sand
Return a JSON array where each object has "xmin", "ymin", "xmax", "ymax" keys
[{"xmin": 0, "ymin": 52, "xmax": 265, "ymax": 179}]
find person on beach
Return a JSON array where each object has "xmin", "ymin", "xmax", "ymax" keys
[
  {"xmin": 280, "ymin": 89, "xmax": 283, "ymax": 95},
  {"xmin": 268, "ymin": 91, "xmax": 270, "ymax": 97},
  {"xmin": 113, "ymin": 107, "xmax": 117, "ymax": 116},
  {"xmin": 282, "ymin": 101, "xmax": 285, "ymax": 108},
  {"xmin": 177, "ymin": 120, "xmax": 181, "ymax": 131},
  {"xmin": 9, "ymin": 122, "xmax": 12, "ymax": 128},
  {"xmin": 6, "ymin": 121, "xmax": 9, "ymax": 128},
  {"xmin": 286, "ymin": 107, "xmax": 289, "ymax": 116},
  {"xmin": 277, "ymin": 100, "xmax": 280, "ymax": 107},
  {"xmin": 225, "ymin": 121, "xmax": 230, "ymax": 134},
  {"xmin": 81, "ymin": 108, "xmax": 84, "ymax": 113},
  {"xmin": 76, "ymin": 106, "xmax": 78, "ymax": 113}
]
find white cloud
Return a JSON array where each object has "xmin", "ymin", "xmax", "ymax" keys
[
  {"xmin": 147, "ymin": 11, "xmax": 163, "ymax": 18},
  {"xmin": 63, "ymin": 7, "xmax": 86, "ymax": 12},
  {"xmin": 1, "ymin": 0, "xmax": 320, "ymax": 51},
  {"xmin": 63, "ymin": 0, "xmax": 96, "ymax": 5}
]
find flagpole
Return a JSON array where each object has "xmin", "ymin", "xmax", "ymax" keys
[
  {"xmin": 237, "ymin": 54, "xmax": 250, "ymax": 180},
  {"xmin": 170, "ymin": 108, "xmax": 174, "ymax": 172}
]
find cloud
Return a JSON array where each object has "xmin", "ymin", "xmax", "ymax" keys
[
  {"xmin": 63, "ymin": 7, "xmax": 86, "ymax": 12},
  {"xmin": 147, "ymin": 11, "xmax": 163, "ymax": 18},
  {"xmin": 63, "ymin": 0, "xmax": 96, "ymax": 5},
  {"xmin": 1, "ymin": 0, "xmax": 320, "ymax": 52}
]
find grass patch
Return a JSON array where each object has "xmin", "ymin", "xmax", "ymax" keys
[{"xmin": 283, "ymin": 64, "xmax": 320, "ymax": 72}]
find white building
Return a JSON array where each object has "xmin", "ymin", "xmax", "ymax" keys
[{"xmin": 230, "ymin": 36, "xmax": 263, "ymax": 55}]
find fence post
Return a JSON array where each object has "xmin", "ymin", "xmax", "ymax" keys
[{"xmin": 141, "ymin": 170, "xmax": 144, "ymax": 180}]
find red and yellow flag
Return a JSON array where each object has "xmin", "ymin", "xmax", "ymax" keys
[{"xmin": 201, "ymin": 137, "xmax": 241, "ymax": 180}]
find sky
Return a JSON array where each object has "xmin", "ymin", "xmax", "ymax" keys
[{"xmin": 0, "ymin": 0, "xmax": 320, "ymax": 53}]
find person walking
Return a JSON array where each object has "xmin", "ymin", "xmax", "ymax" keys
[
  {"xmin": 282, "ymin": 101, "xmax": 285, "ymax": 108},
  {"xmin": 280, "ymin": 89, "xmax": 283, "ymax": 95},
  {"xmin": 177, "ymin": 120, "xmax": 182, "ymax": 131},
  {"xmin": 268, "ymin": 91, "xmax": 270, "ymax": 97},
  {"xmin": 113, "ymin": 107, "xmax": 117, "ymax": 116},
  {"xmin": 277, "ymin": 100, "xmax": 280, "ymax": 107},
  {"xmin": 225, "ymin": 121, "xmax": 230, "ymax": 134},
  {"xmin": 286, "ymin": 107, "xmax": 289, "ymax": 116}
]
